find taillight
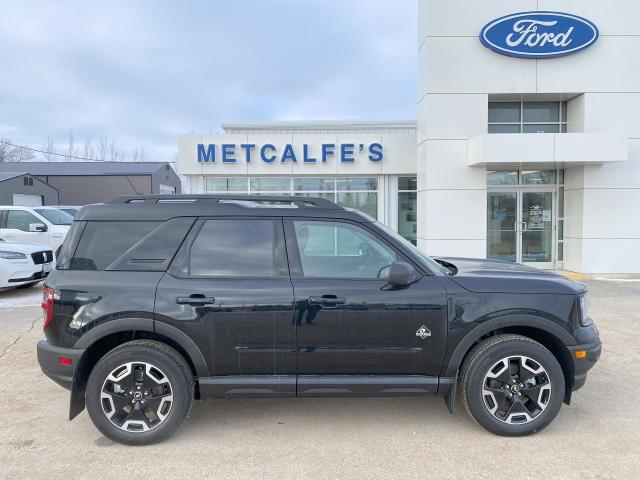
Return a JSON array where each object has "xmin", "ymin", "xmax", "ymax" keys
[{"xmin": 42, "ymin": 287, "xmax": 54, "ymax": 330}]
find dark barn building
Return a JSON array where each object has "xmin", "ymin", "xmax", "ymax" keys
[
  {"xmin": 0, "ymin": 172, "xmax": 59, "ymax": 206},
  {"xmin": 0, "ymin": 162, "xmax": 181, "ymax": 205}
]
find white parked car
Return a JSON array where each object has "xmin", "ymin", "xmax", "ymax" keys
[
  {"xmin": 0, "ymin": 238, "xmax": 53, "ymax": 289},
  {"xmin": 57, "ymin": 205, "xmax": 81, "ymax": 217},
  {"xmin": 0, "ymin": 206, "xmax": 72, "ymax": 253}
]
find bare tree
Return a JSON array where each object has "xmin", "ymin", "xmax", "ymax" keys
[
  {"xmin": 41, "ymin": 135, "xmax": 56, "ymax": 161},
  {"xmin": 83, "ymin": 137, "xmax": 94, "ymax": 160},
  {"xmin": 97, "ymin": 136, "xmax": 108, "ymax": 161},
  {"xmin": 132, "ymin": 146, "xmax": 147, "ymax": 162},
  {"xmin": 65, "ymin": 130, "xmax": 79, "ymax": 161},
  {"xmin": 108, "ymin": 139, "xmax": 123, "ymax": 162},
  {"xmin": 0, "ymin": 138, "xmax": 35, "ymax": 162}
]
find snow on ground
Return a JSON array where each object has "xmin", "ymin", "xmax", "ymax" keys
[
  {"xmin": 0, "ymin": 289, "xmax": 42, "ymax": 309},
  {"xmin": 593, "ymin": 277, "xmax": 640, "ymax": 282}
]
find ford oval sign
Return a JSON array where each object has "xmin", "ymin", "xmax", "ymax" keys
[{"xmin": 480, "ymin": 11, "xmax": 599, "ymax": 59}]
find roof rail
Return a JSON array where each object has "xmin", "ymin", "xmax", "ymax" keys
[{"xmin": 107, "ymin": 194, "xmax": 344, "ymax": 210}]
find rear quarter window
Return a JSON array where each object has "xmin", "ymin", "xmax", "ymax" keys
[{"xmin": 68, "ymin": 218, "xmax": 194, "ymax": 271}]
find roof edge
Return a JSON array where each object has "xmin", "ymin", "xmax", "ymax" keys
[{"xmin": 221, "ymin": 119, "xmax": 417, "ymax": 130}]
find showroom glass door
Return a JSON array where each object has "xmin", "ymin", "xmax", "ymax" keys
[
  {"xmin": 487, "ymin": 188, "xmax": 555, "ymax": 269},
  {"xmin": 520, "ymin": 189, "xmax": 554, "ymax": 269},
  {"xmin": 487, "ymin": 191, "xmax": 518, "ymax": 262}
]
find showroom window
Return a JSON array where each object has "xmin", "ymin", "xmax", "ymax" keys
[
  {"xmin": 488, "ymin": 101, "xmax": 568, "ymax": 133},
  {"xmin": 204, "ymin": 176, "xmax": 379, "ymax": 219},
  {"xmin": 397, "ymin": 176, "xmax": 417, "ymax": 245}
]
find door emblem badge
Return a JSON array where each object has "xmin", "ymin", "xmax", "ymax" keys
[{"xmin": 416, "ymin": 325, "xmax": 431, "ymax": 340}]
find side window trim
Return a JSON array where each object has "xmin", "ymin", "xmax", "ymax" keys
[
  {"xmin": 283, "ymin": 218, "xmax": 420, "ymax": 280},
  {"xmin": 169, "ymin": 216, "xmax": 288, "ymax": 279}
]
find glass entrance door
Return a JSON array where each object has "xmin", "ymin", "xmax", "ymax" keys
[
  {"xmin": 521, "ymin": 190, "xmax": 554, "ymax": 267},
  {"xmin": 487, "ymin": 188, "xmax": 555, "ymax": 269},
  {"xmin": 487, "ymin": 191, "xmax": 518, "ymax": 262}
]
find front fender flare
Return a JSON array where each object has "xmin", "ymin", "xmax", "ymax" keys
[{"xmin": 441, "ymin": 314, "xmax": 575, "ymax": 378}]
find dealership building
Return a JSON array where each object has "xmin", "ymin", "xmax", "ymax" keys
[{"xmin": 179, "ymin": 1, "xmax": 639, "ymax": 275}]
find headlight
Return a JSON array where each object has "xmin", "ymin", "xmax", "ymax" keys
[
  {"xmin": 579, "ymin": 295, "xmax": 592, "ymax": 327},
  {"xmin": 0, "ymin": 250, "xmax": 27, "ymax": 260}
]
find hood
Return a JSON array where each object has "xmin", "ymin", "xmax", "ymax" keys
[
  {"xmin": 435, "ymin": 257, "xmax": 585, "ymax": 295},
  {"xmin": 0, "ymin": 241, "xmax": 52, "ymax": 255}
]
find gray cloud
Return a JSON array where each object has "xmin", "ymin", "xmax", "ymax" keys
[{"xmin": 0, "ymin": 0, "xmax": 417, "ymax": 162}]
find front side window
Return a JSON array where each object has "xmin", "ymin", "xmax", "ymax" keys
[
  {"xmin": 189, "ymin": 219, "xmax": 277, "ymax": 277},
  {"xmin": 293, "ymin": 220, "xmax": 397, "ymax": 279},
  {"xmin": 7, "ymin": 210, "xmax": 41, "ymax": 231}
]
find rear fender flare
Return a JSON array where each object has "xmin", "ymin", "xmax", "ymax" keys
[
  {"xmin": 73, "ymin": 317, "xmax": 210, "ymax": 377},
  {"xmin": 69, "ymin": 318, "xmax": 210, "ymax": 420}
]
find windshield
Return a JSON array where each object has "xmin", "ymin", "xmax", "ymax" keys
[
  {"xmin": 61, "ymin": 208, "xmax": 79, "ymax": 217},
  {"xmin": 375, "ymin": 221, "xmax": 449, "ymax": 275},
  {"xmin": 35, "ymin": 208, "xmax": 74, "ymax": 225}
]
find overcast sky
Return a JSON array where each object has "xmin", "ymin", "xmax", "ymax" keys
[{"xmin": 0, "ymin": 0, "xmax": 417, "ymax": 163}]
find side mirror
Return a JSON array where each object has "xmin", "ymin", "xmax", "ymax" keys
[
  {"xmin": 29, "ymin": 223, "xmax": 47, "ymax": 232},
  {"xmin": 387, "ymin": 261, "xmax": 415, "ymax": 287}
]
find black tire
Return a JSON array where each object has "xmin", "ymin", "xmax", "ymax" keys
[
  {"xmin": 86, "ymin": 340, "xmax": 194, "ymax": 445},
  {"xmin": 460, "ymin": 334, "xmax": 565, "ymax": 436},
  {"xmin": 16, "ymin": 281, "xmax": 40, "ymax": 289}
]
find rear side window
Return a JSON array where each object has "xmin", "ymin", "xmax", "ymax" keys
[
  {"xmin": 188, "ymin": 219, "xmax": 278, "ymax": 277},
  {"xmin": 69, "ymin": 218, "xmax": 194, "ymax": 271}
]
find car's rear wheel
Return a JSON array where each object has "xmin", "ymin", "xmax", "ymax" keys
[
  {"xmin": 86, "ymin": 340, "xmax": 193, "ymax": 445},
  {"xmin": 460, "ymin": 334, "xmax": 565, "ymax": 436}
]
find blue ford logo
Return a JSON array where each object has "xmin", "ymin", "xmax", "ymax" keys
[{"xmin": 480, "ymin": 11, "xmax": 599, "ymax": 59}]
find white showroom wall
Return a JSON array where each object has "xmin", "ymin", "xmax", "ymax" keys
[{"xmin": 418, "ymin": 0, "xmax": 640, "ymax": 273}]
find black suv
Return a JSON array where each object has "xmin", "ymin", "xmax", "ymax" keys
[{"xmin": 37, "ymin": 195, "xmax": 601, "ymax": 445}]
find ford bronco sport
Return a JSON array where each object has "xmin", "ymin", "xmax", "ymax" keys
[{"xmin": 37, "ymin": 195, "xmax": 601, "ymax": 445}]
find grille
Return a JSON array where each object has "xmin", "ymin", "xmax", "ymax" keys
[{"xmin": 31, "ymin": 251, "xmax": 53, "ymax": 265}]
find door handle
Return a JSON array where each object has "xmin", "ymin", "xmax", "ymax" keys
[
  {"xmin": 176, "ymin": 294, "xmax": 216, "ymax": 306},
  {"xmin": 308, "ymin": 295, "xmax": 346, "ymax": 308},
  {"xmin": 513, "ymin": 221, "xmax": 527, "ymax": 232}
]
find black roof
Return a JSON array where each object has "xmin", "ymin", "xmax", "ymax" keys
[
  {"xmin": 76, "ymin": 194, "xmax": 372, "ymax": 222},
  {"xmin": 0, "ymin": 162, "xmax": 174, "ymax": 176}
]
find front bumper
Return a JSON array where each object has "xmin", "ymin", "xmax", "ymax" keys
[
  {"xmin": 37, "ymin": 340, "xmax": 84, "ymax": 390},
  {"xmin": 567, "ymin": 336, "xmax": 602, "ymax": 391}
]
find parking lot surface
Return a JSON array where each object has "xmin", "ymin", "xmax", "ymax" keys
[{"xmin": 1, "ymin": 280, "xmax": 639, "ymax": 480}]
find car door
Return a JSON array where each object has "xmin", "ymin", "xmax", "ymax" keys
[
  {"xmin": 284, "ymin": 219, "xmax": 448, "ymax": 395},
  {"xmin": 1, "ymin": 209, "xmax": 47, "ymax": 245},
  {"xmin": 154, "ymin": 216, "xmax": 297, "ymax": 395}
]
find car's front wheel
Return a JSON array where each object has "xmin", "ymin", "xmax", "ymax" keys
[
  {"xmin": 460, "ymin": 334, "xmax": 565, "ymax": 436},
  {"xmin": 86, "ymin": 340, "xmax": 193, "ymax": 445}
]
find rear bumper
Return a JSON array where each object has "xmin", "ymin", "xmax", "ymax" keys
[
  {"xmin": 567, "ymin": 337, "xmax": 602, "ymax": 391},
  {"xmin": 37, "ymin": 340, "xmax": 84, "ymax": 390}
]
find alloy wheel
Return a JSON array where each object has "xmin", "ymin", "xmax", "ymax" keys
[
  {"xmin": 100, "ymin": 362, "xmax": 173, "ymax": 432},
  {"xmin": 482, "ymin": 355, "xmax": 552, "ymax": 424}
]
